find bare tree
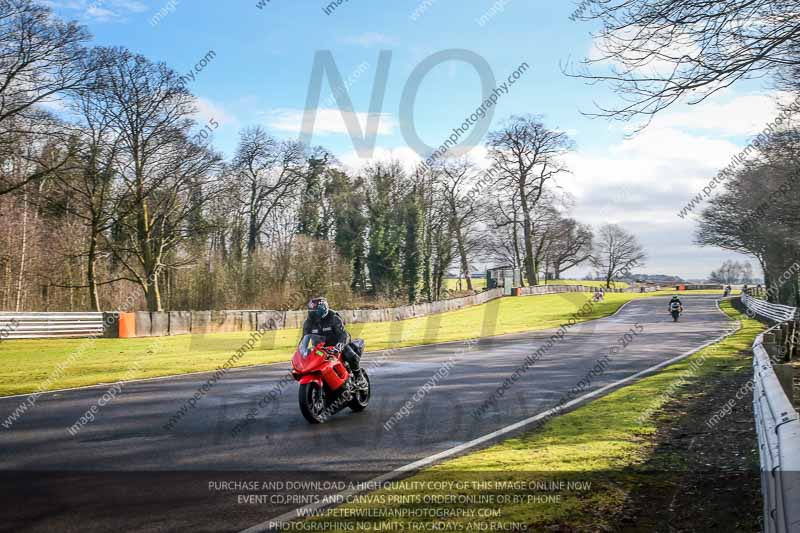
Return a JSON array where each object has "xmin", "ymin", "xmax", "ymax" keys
[
  {"xmin": 486, "ymin": 115, "xmax": 573, "ymax": 285},
  {"xmin": 570, "ymin": 0, "xmax": 800, "ymax": 126},
  {"xmin": 439, "ymin": 159, "xmax": 483, "ymax": 291},
  {"xmin": 0, "ymin": 0, "xmax": 91, "ymax": 196},
  {"xmin": 697, "ymin": 136, "xmax": 800, "ymax": 304},
  {"xmin": 231, "ymin": 126, "xmax": 305, "ymax": 255},
  {"xmin": 709, "ymin": 260, "xmax": 754, "ymax": 285},
  {"xmin": 482, "ymin": 189, "xmax": 525, "ymax": 278},
  {"xmin": 547, "ymin": 218, "xmax": 593, "ymax": 279},
  {"xmin": 592, "ymin": 224, "xmax": 646, "ymax": 288},
  {"xmin": 529, "ymin": 200, "xmax": 562, "ymax": 284},
  {"xmin": 95, "ymin": 47, "xmax": 222, "ymax": 312},
  {"xmin": 50, "ymin": 73, "xmax": 123, "ymax": 310}
]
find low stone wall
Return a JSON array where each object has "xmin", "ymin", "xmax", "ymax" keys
[{"xmin": 132, "ymin": 289, "xmax": 505, "ymax": 337}]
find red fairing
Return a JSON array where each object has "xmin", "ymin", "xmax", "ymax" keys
[
  {"xmin": 291, "ymin": 343, "xmax": 349, "ymax": 391},
  {"xmin": 298, "ymin": 374, "xmax": 323, "ymax": 386}
]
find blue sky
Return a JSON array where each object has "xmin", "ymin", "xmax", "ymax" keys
[{"xmin": 48, "ymin": 0, "xmax": 783, "ymax": 280}]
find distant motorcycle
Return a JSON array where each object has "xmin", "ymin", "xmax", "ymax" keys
[
  {"xmin": 669, "ymin": 301, "xmax": 683, "ymax": 322},
  {"xmin": 291, "ymin": 334, "xmax": 370, "ymax": 424}
]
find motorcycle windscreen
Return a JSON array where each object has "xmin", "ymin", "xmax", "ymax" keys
[{"xmin": 298, "ymin": 334, "xmax": 326, "ymax": 358}]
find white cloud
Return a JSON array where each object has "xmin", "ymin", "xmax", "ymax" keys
[
  {"xmin": 263, "ymin": 107, "xmax": 396, "ymax": 137},
  {"xmin": 559, "ymin": 118, "xmax": 755, "ymax": 278},
  {"xmin": 194, "ymin": 97, "xmax": 238, "ymax": 128},
  {"xmin": 645, "ymin": 92, "xmax": 793, "ymax": 136},
  {"xmin": 338, "ymin": 146, "xmax": 423, "ymax": 173},
  {"xmin": 46, "ymin": 0, "xmax": 147, "ymax": 22},
  {"xmin": 338, "ymin": 144, "xmax": 490, "ymax": 175}
]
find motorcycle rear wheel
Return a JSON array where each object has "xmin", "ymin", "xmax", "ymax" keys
[
  {"xmin": 299, "ymin": 382, "xmax": 326, "ymax": 424},
  {"xmin": 348, "ymin": 370, "xmax": 371, "ymax": 412}
]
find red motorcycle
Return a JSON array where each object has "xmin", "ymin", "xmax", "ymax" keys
[{"xmin": 291, "ymin": 334, "xmax": 371, "ymax": 424}]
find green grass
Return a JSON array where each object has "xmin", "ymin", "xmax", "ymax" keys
[
  {"xmin": 0, "ymin": 290, "xmax": 727, "ymax": 397},
  {"xmin": 306, "ymin": 300, "xmax": 762, "ymax": 531}
]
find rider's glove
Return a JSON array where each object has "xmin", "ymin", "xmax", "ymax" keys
[{"xmin": 334, "ymin": 342, "xmax": 345, "ymax": 353}]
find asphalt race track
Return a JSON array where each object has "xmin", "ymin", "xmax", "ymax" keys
[{"xmin": 0, "ymin": 295, "xmax": 734, "ymax": 532}]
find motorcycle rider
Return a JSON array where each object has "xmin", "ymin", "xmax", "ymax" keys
[
  {"xmin": 303, "ymin": 297, "xmax": 367, "ymax": 388},
  {"xmin": 668, "ymin": 295, "xmax": 683, "ymax": 314}
]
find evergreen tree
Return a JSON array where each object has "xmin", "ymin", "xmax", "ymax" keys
[
  {"xmin": 402, "ymin": 186, "xmax": 422, "ymax": 304},
  {"xmin": 365, "ymin": 162, "xmax": 405, "ymax": 297}
]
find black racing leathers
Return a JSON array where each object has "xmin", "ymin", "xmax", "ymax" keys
[{"xmin": 302, "ymin": 311, "xmax": 361, "ymax": 371}]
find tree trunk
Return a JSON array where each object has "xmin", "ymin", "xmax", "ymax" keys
[
  {"xmin": 145, "ymin": 272, "xmax": 162, "ymax": 312},
  {"xmin": 518, "ymin": 188, "xmax": 537, "ymax": 286},
  {"xmin": 455, "ymin": 230, "xmax": 473, "ymax": 291},
  {"xmin": 15, "ymin": 189, "xmax": 28, "ymax": 312},
  {"xmin": 247, "ymin": 211, "xmax": 258, "ymax": 255},
  {"xmin": 511, "ymin": 219, "xmax": 525, "ymax": 288},
  {"xmin": 87, "ymin": 229, "xmax": 100, "ymax": 311}
]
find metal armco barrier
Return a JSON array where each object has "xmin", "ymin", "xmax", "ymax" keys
[
  {"xmin": 0, "ymin": 312, "xmax": 105, "ymax": 339},
  {"xmin": 742, "ymin": 295, "xmax": 800, "ymax": 532},
  {"xmin": 743, "ymin": 292, "xmax": 798, "ymax": 323}
]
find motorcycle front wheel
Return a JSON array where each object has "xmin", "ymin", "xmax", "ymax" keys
[
  {"xmin": 348, "ymin": 370, "xmax": 371, "ymax": 412},
  {"xmin": 299, "ymin": 382, "xmax": 327, "ymax": 424}
]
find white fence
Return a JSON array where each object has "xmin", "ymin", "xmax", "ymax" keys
[
  {"xmin": 519, "ymin": 284, "xmax": 660, "ymax": 296},
  {"xmin": 741, "ymin": 294, "xmax": 800, "ymax": 532},
  {"xmin": 0, "ymin": 312, "xmax": 105, "ymax": 339},
  {"xmin": 742, "ymin": 292, "xmax": 797, "ymax": 323}
]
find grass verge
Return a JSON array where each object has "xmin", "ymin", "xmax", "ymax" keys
[
  {"xmin": 0, "ymin": 290, "xmax": 724, "ymax": 397},
  {"xmin": 303, "ymin": 300, "xmax": 763, "ymax": 532}
]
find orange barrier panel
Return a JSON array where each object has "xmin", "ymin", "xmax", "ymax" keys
[{"xmin": 119, "ymin": 312, "xmax": 136, "ymax": 338}]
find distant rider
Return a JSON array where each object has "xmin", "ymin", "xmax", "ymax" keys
[
  {"xmin": 303, "ymin": 297, "xmax": 366, "ymax": 387},
  {"xmin": 668, "ymin": 295, "xmax": 683, "ymax": 314}
]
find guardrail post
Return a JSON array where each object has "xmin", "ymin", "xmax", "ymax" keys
[
  {"xmin": 764, "ymin": 332, "xmax": 780, "ymax": 362},
  {"xmin": 102, "ymin": 312, "xmax": 119, "ymax": 338},
  {"xmin": 786, "ymin": 320, "xmax": 800, "ymax": 361},
  {"xmin": 774, "ymin": 364, "xmax": 796, "ymax": 403},
  {"xmin": 778, "ymin": 324, "xmax": 788, "ymax": 362}
]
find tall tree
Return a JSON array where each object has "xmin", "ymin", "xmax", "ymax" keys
[
  {"xmin": 325, "ymin": 170, "xmax": 368, "ymax": 292},
  {"xmin": 50, "ymin": 73, "xmax": 122, "ymax": 310},
  {"xmin": 697, "ymin": 130, "xmax": 800, "ymax": 305},
  {"xmin": 440, "ymin": 159, "xmax": 482, "ymax": 291},
  {"xmin": 364, "ymin": 161, "xmax": 405, "ymax": 297},
  {"xmin": 548, "ymin": 218, "xmax": 593, "ymax": 279},
  {"xmin": 486, "ymin": 115, "xmax": 573, "ymax": 285},
  {"xmin": 231, "ymin": 126, "xmax": 305, "ymax": 255},
  {"xmin": 401, "ymin": 186, "xmax": 422, "ymax": 303},
  {"xmin": 96, "ymin": 47, "xmax": 222, "ymax": 312},
  {"xmin": 0, "ymin": 0, "xmax": 91, "ymax": 196},
  {"xmin": 297, "ymin": 149, "xmax": 330, "ymax": 239},
  {"xmin": 592, "ymin": 224, "xmax": 646, "ymax": 288}
]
